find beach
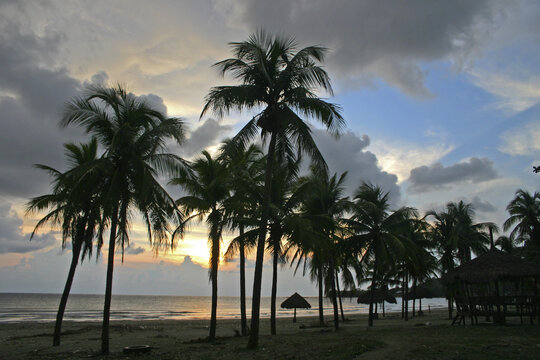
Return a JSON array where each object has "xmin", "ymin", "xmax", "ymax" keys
[{"xmin": 2, "ymin": 310, "xmax": 539, "ymax": 359}]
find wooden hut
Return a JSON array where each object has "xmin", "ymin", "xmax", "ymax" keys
[
  {"xmin": 443, "ymin": 249, "xmax": 540, "ymax": 325},
  {"xmin": 281, "ymin": 292, "xmax": 311, "ymax": 323}
]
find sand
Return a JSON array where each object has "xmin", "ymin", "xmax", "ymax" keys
[{"xmin": 1, "ymin": 310, "xmax": 539, "ymax": 359}]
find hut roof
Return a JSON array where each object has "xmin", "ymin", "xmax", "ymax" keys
[
  {"xmin": 442, "ymin": 249, "xmax": 540, "ymax": 284},
  {"xmin": 357, "ymin": 289, "xmax": 397, "ymax": 304},
  {"xmin": 281, "ymin": 292, "xmax": 311, "ymax": 309},
  {"xmin": 405, "ymin": 278, "xmax": 446, "ymax": 300}
]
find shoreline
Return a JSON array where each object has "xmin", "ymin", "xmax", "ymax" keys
[{"xmin": 2, "ymin": 309, "xmax": 540, "ymax": 359}]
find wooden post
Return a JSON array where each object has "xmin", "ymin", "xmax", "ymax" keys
[{"xmin": 293, "ymin": 308, "xmax": 297, "ymax": 323}]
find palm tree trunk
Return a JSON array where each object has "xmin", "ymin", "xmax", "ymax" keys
[
  {"xmin": 101, "ymin": 208, "xmax": 118, "ymax": 355},
  {"xmin": 329, "ymin": 257, "xmax": 339, "ymax": 330},
  {"xmin": 318, "ymin": 264, "xmax": 325, "ymax": 327},
  {"xmin": 239, "ymin": 226, "xmax": 247, "ymax": 336},
  {"xmin": 209, "ymin": 214, "xmax": 220, "ymax": 341},
  {"xmin": 404, "ymin": 271, "xmax": 409, "ymax": 321},
  {"xmin": 412, "ymin": 278, "xmax": 417, "ymax": 317},
  {"xmin": 247, "ymin": 131, "xmax": 276, "ymax": 349},
  {"xmin": 368, "ymin": 267, "xmax": 377, "ymax": 327},
  {"xmin": 335, "ymin": 269, "xmax": 346, "ymax": 321},
  {"xmin": 270, "ymin": 238, "xmax": 278, "ymax": 335},
  {"xmin": 53, "ymin": 241, "xmax": 81, "ymax": 346},
  {"xmin": 209, "ymin": 248, "xmax": 218, "ymax": 341}
]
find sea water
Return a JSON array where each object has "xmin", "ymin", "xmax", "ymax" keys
[{"xmin": 0, "ymin": 293, "xmax": 447, "ymax": 323}]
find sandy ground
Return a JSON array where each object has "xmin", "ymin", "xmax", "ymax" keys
[{"xmin": 2, "ymin": 310, "xmax": 540, "ymax": 359}]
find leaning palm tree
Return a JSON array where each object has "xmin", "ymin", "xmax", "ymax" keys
[
  {"xmin": 26, "ymin": 138, "xmax": 104, "ymax": 346},
  {"xmin": 61, "ymin": 85, "xmax": 186, "ymax": 354},
  {"xmin": 202, "ymin": 30, "xmax": 344, "ymax": 348},
  {"xmin": 344, "ymin": 183, "xmax": 415, "ymax": 327},
  {"xmin": 504, "ymin": 189, "xmax": 540, "ymax": 249},
  {"xmin": 172, "ymin": 150, "xmax": 229, "ymax": 341}
]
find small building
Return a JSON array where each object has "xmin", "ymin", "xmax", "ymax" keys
[{"xmin": 443, "ymin": 249, "xmax": 540, "ymax": 325}]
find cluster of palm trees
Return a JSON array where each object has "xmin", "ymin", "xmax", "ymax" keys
[{"xmin": 26, "ymin": 31, "xmax": 540, "ymax": 354}]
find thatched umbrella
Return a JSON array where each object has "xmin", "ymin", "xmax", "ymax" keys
[
  {"xmin": 281, "ymin": 292, "xmax": 311, "ymax": 323},
  {"xmin": 357, "ymin": 289, "xmax": 397, "ymax": 318},
  {"xmin": 357, "ymin": 289, "xmax": 397, "ymax": 304}
]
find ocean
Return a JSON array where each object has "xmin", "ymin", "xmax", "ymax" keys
[{"xmin": 0, "ymin": 293, "xmax": 447, "ymax": 323}]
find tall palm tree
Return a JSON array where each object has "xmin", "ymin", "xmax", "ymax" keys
[
  {"xmin": 221, "ymin": 142, "xmax": 264, "ymax": 336},
  {"xmin": 26, "ymin": 138, "xmax": 104, "ymax": 346},
  {"xmin": 300, "ymin": 167, "xmax": 350, "ymax": 330},
  {"xmin": 345, "ymin": 183, "xmax": 415, "ymax": 327},
  {"xmin": 172, "ymin": 150, "xmax": 229, "ymax": 341},
  {"xmin": 61, "ymin": 85, "xmax": 186, "ymax": 354},
  {"xmin": 504, "ymin": 189, "xmax": 540, "ymax": 249},
  {"xmin": 202, "ymin": 30, "xmax": 344, "ymax": 348}
]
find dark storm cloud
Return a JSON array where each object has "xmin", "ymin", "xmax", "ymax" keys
[
  {"xmin": 226, "ymin": 0, "xmax": 507, "ymax": 97},
  {"xmin": 408, "ymin": 157, "xmax": 498, "ymax": 193},
  {"xmin": 313, "ymin": 130, "xmax": 401, "ymax": 206},
  {"xmin": 0, "ymin": 22, "xmax": 86, "ymax": 199},
  {"xmin": 0, "ymin": 203, "xmax": 56, "ymax": 254},
  {"xmin": 180, "ymin": 118, "xmax": 233, "ymax": 158}
]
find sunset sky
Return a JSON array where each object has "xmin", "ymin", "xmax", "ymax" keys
[{"xmin": 1, "ymin": 0, "xmax": 539, "ymax": 297}]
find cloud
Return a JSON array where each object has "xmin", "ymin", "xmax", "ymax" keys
[
  {"xmin": 222, "ymin": 0, "xmax": 506, "ymax": 97},
  {"xmin": 0, "ymin": 203, "xmax": 57, "ymax": 254},
  {"xmin": 369, "ymin": 140, "xmax": 454, "ymax": 183},
  {"xmin": 180, "ymin": 118, "xmax": 233, "ymax": 158},
  {"xmin": 408, "ymin": 157, "xmax": 498, "ymax": 193},
  {"xmin": 125, "ymin": 242, "xmax": 145, "ymax": 255},
  {"xmin": 313, "ymin": 130, "xmax": 401, "ymax": 206},
  {"xmin": 470, "ymin": 71, "xmax": 540, "ymax": 115},
  {"xmin": 469, "ymin": 196, "xmax": 497, "ymax": 213},
  {"xmin": 499, "ymin": 120, "xmax": 540, "ymax": 156}
]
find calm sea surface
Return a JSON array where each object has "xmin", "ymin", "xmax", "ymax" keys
[{"xmin": 0, "ymin": 293, "xmax": 447, "ymax": 323}]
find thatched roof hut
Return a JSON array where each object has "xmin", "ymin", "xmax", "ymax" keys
[
  {"xmin": 281, "ymin": 292, "xmax": 311, "ymax": 322},
  {"xmin": 405, "ymin": 278, "xmax": 446, "ymax": 300},
  {"xmin": 357, "ymin": 289, "xmax": 397, "ymax": 304},
  {"xmin": 442, "ymin": 249, "xmax": 540, "ymax": 284}
]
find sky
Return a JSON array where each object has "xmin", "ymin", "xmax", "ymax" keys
[{"xmin": 0, "ymin": 0, "xmax": 539, "ymax": 297}]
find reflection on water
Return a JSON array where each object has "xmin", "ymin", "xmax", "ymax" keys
[{"xmin": 0, "ymin": 293, "xmax": 447, "ymax": 323}]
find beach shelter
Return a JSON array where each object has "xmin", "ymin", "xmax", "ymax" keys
[
  {"xmin": 404, "ymin": 278, "xmax": 447, "ymax": 315},
  {"xmin": 281, "ymin": 292, "xmax": 311, "ymax": 322},
  {"xmin": 357, "ymin": 289, "xmax": 397, "ymax": 318},
  {"xmin": 442, "ymin": 249, "xmax": 540, "ymax": 325}
]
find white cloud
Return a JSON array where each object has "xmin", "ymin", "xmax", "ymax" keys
[
  {"xmin": 499, "ymin": 121, "xmax": 540, "ymax": 155},
  {"xmin": 369, "ymin": 140, "xmax": 454, "ymax": 183},
  {"xmin": 469, "ymin": 70, "xmax": 540, "ymax": 115}
]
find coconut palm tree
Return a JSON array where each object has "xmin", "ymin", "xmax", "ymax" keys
[
  {"xmin": 300, "ymin": 167, "xmax": 350, "ymax": 330},
  {"xmin": 61, "ymin": 85, "xmax": 186, "ymax": 354},
  {"xmin": 26, "ymin": 138, "xmax": 104, "ymax": 346},
  {"xmin": 427, "ymin": 201, "xmax": 491, "ymax": 319},
  {"xmin": 172, "ymin": 150, "xmax": 229, "ymax": 341},
  {"xmin": 221, "ymin": 142, "xmax": 264, "ymax": 336},
  {"xmin": 504, "ymin": 189, "xmax": 540, "ymax": 249},
  {"xmin": 345, "ymin": 183, "xmax": 415, "ymax": 327},
  {"xmin": 202, "ymin": 30, "xmax": 344, "ymax": 348}
]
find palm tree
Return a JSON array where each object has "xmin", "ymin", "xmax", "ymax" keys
[
  {"xmin": 504, "ymin": 189, "xmax": 540, "ymax": 250},
  {"xmin": 26, "ymin": 138, "xmax": 104, "ymax": 346},
  {"xmin": 300, "ymin": 167, "xmax": 350, "ymax": 330},
  {"xmin": 221, "ymin": 142, "xmax": 264, "ymax": 336},
  {"xmin": 202, "ymin": 30, "xmax": 344, "ymax": 348},
  {"xmin": 172, "ymin": 150, "xmax": 229, "ymax": 341},
  {"xmin": 345, "ymin": 183, "xmax": 415, "ymax": 327},
  {"xmin": 427, "ymin": 200, "xmax": 491, "ymax": 319},
  {"xmin": 61, "ymin": 85, "xmax": 186, "ymax": 354}
]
